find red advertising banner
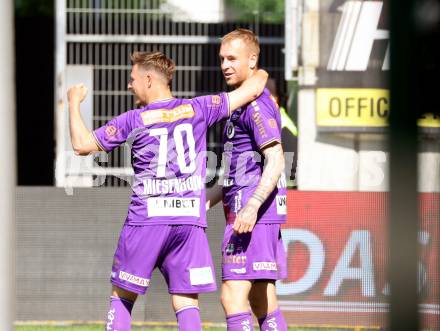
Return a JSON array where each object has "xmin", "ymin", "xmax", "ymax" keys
[{"xmin": 278, "ymin": 191, "xmax": 439, "ymax": 330}]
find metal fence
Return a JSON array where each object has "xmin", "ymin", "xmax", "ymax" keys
[
  {"xmin": 56, "ymin": 0, "xmax": 285, "ymax": 187},
  {"xmin": 16, "ymin": 187, "xmax": 227, "ymax": 323}
]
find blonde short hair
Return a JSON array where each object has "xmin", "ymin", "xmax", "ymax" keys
[
  {"xmin": 221, "ymin": 28, "xmax": 260, "ymax": 57},
  {"xmin": 130, "ymin": 51, "xmax": 176, "ymax": 84}
]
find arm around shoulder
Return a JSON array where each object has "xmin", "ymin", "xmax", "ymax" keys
[{"xmin": 227, "ymin": 69, "xmax": 268, "ymax": 112}]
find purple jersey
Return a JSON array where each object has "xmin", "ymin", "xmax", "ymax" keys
[
  {"xmin": 93, "ymin": 94, "xmax": 230, "ymax": 226},
  {"xmin": 222, "ymin": 88, "xmax": 287, "ymax": 224}
]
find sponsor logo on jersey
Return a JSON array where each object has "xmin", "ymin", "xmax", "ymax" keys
[
  {"xmin": 105, "ymin": 125, "xmax": 117, "ymax": 137},
  {"xmin": 327, "ymin": 1, "xmax": 388, "ymax": 71},
  {"xmin": 226, "ymin": 121, "xmax": 235, "ymax": 138},
  {"xmin": 189, "ymin": 266, "xmax": 214, "ymax": 285},
  {"xmin": 276, "ymin": 195, "xmax": 287, "ymax": 215},
  {"xmin": 251, "ymin": 102, "xmax": 268, "ymax": 138},
  {"xmin": 230, "ymin": 267, "xmax": 247, "ymax": 274},
  {"xmin": 119, "ymin": 271, "xmax": 150, "ymax": 287},
  {"xmin": 268, "ymin": 118, "xmax": 278, "ymax": 129},
  {"xmin": 141, "ymin": 104, "xmax": 195, "ymax": 125},
  {"xmin": 223, "ymin": 255, "xmax": 247, "ymax": 264},
  {"xmin": 147, "ymin": 197, "xmax": 200, "ymax": 217},
  {"xmin": 253, "ymin": 262, "xmax": 278, "ymax": 271},
  {"xmin": 211, "ymin": 95, "xmax": 222, "ymax": 105}
]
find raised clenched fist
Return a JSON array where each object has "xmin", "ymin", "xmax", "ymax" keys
[{"xmin": 67, "ymin": 83, "xmax": 88, "ymax": 104}]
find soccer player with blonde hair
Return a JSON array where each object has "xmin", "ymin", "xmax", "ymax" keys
[
  {"xmin": 207, "ymin": 28, "xmax": 288, "ymax": 331},
  {"xmin": 67, "ymin": 50, "xmax": 268, "ymax": 331}
]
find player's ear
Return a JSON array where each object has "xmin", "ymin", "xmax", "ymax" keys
[
  {"xmin": 249, "ymin": 53, "xmax": 258, "ymax": 70},
  {"xmin": 146, "ymin": 73, "xmax": 152, "ymax": 88}
]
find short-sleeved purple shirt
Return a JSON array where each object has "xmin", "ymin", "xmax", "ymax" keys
[
  {"xmin": 222, "ymin": 88, "xmax": 287, "ymax": 224},
  {"xmin": 93, "ymin": 94, "xmax": 230, "ymax": 227}
]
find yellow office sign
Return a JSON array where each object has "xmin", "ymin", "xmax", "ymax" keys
[
  {"xmin": 317, "ymin": 89, "xmax": 389, "ymax": 130},
  {"xmin": 418, "ymin": 113, "xmax": 440, "ymax": 128}
]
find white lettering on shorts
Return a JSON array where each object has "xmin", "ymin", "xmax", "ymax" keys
[
  {"xmin": 106, "ymin": 308, "xmax": 115, "ymax": 331},
  {"xmin": 267, "ymin": 317, "xmax": 278, "ymax": 330},
  {"xmin": 230, "ymin": 267, "xmax": 247, "ymax": 274},
  {"xmin": 253, "ymin": 262, "xmax": 278, "ymax": 271},
  {"xmin": 241, "ymin": 319, "xmax": 251, "ymax": 331},
  {"xmin": 276, "ymin": 195, "xmax": 287, "ymax": 215},
  {"xmin": 147, "ymin": 197, "xmax": 200, "ymax": 217},
  {"xmin": 119, "ymin": 271, "xmax": 150, "ymax": 287},
  {"xmin": 189, "ymin": 266, "xmax": 214, "ymax": 285}
]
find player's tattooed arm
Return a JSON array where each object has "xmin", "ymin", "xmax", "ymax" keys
[
  {"xmin": 206, "ymin": 184, "xmax": 223, "ymax": 210},
  {"xmin": 227, "ymin": 69, "xmax": 268, "ymax": 112},
  {"xmin": 67, "ymin": 83, "xmax": 101, "ymax": 155},
  {"xmin": 253, "ymin": 142, "xmax": 284, "ymax": 201},
  {"xmin": 233, "ymin": 142, "xmax": 284, "ymax": 234}
]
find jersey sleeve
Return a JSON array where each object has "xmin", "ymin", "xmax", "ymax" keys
[
  {"xmin": 93, "ymin": 110, "xmax": 134, "ymax": 153},
  {"xmin": 245, "ymin": 100, "xmax": 281, "ymax": 150},
  {"xmin": 192, "ymin": 93, "xmax": 230, "ymax": 127}
]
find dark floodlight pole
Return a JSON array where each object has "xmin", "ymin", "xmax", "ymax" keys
[
  {"xmin": 0, "ymin": 0, "xmax": 16, "ymax": 330},
  {"xmin": 389, "ymin": 0, "xmax": 419, "ymax": 330}
]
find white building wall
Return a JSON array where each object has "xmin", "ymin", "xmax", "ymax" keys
[
  {"xmin": 358, "ymin": 140, "xmax": 389, "ymax": 191},
  {"xmin": 297, "ymin": 89, "xmax": 359, "ymax": 190},
  {"xmin": 164, "ymin": 0, "xmax": 225, "ymax": 23},
  {"xmin": 418, "ymin": 140, "xmax": 440, "ymax": 193}
]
